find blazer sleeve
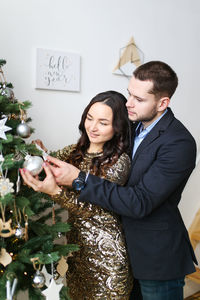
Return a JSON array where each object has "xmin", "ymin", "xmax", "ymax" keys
[
  {"xmin": 51, "ymin": 152, "xmax": 131, "ymax": 216},
  {"xmin": 78, "ymin": 135, "xmax": 197, "ymax": 218}
]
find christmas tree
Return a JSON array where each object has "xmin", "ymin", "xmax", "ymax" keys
[{"xmin": 0, "ymin": 59, "xmax": 78, "ymax": 300}]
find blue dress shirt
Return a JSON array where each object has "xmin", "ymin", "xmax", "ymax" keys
[{"xmin": 132, "ymin": 109, "xmax": 168, "ymax": 159}]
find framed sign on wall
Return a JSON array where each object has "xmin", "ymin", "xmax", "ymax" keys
[{"xmin": 36, "ymin": 48, "xmax": 81, "ymax": 92}]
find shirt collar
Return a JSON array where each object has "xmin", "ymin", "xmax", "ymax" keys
[{"xmin": 135, "ymin": 108, "xmax": 168, "ymax": 134}]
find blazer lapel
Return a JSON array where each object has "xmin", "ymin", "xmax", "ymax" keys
[
  {"xmin": 130, "ymin": 121, "xmax": 138, "ymax": 157},
  {"xmin": 132, "ymin": 108, "xmax": 175, "ymax": 163}
]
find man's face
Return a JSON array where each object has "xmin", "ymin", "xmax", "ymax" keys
[{"xmin": 126, "ymin": 76, "xmax": 161, "ymax": 128}]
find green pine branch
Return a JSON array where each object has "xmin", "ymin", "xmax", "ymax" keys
[
  {"xmin": 0, "ymin": 59, "xmax": 6, "ymax": 67},
  {"xmin": 0, "ymin": 59, "xmax": 78, "ymax": 299}
]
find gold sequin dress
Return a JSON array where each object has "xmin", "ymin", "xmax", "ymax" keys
[{"xmin": 52, "ymin": 145, "xmax": 133, "ymax": 300}]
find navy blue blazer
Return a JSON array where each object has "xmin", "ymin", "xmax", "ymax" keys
[{"xmin": 78, "ymin": 108, "xmax": 197, "ymax": 280}]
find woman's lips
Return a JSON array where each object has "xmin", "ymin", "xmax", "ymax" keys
[{"xmin": 89, "ymin": 132, "xmax": 99, "ymax": 138}]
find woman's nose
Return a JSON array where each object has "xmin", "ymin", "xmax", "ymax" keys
[{"xmin": 90, "ymin": 122, "xmax": 98, "ymax": 131}]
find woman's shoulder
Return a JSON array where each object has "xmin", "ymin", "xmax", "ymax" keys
[
  {"xmin": 54, "ymin": 144, "xmax": 77, "ymax": 160},
  {"xmin": 113, "ymin": 152, "xmax": 131, "ymax": 173},
  {"xmin": 117, "ymin": 152, "xmax": 131, "ymax": 163},
  {"xmin": 62, "ymin": 144, "xmax": 77, "ymax": 153},
  {"xmin": 105, "ymin": 152, "xmax": 131, "ymax": 185}
]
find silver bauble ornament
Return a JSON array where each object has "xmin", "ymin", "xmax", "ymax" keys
[
  {"xmin": 32, "ymin": 270, "xmax": 46, "ymax": 288},
  {"xmin": 53, "ymin": 270, "xmax": 60, "ymax": 281},
  {"xmin": 0, "ymin": 83, "xmax": 6, "ymax": 89},
  {"xmin": 0, "ymin": 83, "xmax": 6, "ymax": 95},
  {"xmin": 16, "ymin": 120, "xmax": 31, "ymax": 138},
  {"xmin": 15, "ymin": 223, "xmax": 25, "ymax": 239},
  {"xmin": 3, "ymin": 87, "xmax": 14, "ymax": 99},
  {"xmin": 23, "ymin": 155, "xmax": 43, "ymax": 176},
  {"xmin": 14, "ymin": 152, "xmax": 24, "ymax": 161}
]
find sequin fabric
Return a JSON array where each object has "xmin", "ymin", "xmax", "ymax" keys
[{"xmin": 52, "ymin": 145, "xmax": 133, "ymax": 299}]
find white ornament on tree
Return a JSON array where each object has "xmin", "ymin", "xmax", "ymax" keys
[
  {"xmin": 0, "ymin": 177, "xmax": 14, "ymax": 197},
  {"xmin": 23, "ymin": 155, "xmax": 43, "ymax": 176},
  {"xmin": 2, "ymin": 87, "xmax": 14, "ymax": 99},
  {"xmin": 42, "ymin": 278, "xmax": 63, "ymax": 300},
  {"xmin": 0, "ymin": 117, "xmax": 12, "ymax": 140},
  {"xmin": 35, "ymin": 143, "xmax": 48, "ymax": 161},
  {"xmin": 41, "ymin": 265, "xmax": 52, "ymax": 287},
  {"xmin": 6, "ymin": 277, "xmax": 18, "ymax": 300}
]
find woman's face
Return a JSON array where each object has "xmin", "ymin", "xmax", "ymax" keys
[{"xmin": 84, "ymin": 102, "xmax": 114, "ymax": 150}]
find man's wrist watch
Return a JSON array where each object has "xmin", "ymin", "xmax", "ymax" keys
[{"xmin": 72, "ymin": 171, "xmax": 86, "ymax": 191}]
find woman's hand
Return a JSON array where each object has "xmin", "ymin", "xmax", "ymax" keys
[
  {"xmin": 32, "ymin": 139, "xmax": 48, "ymax": 152},
  {"xmin": 20, "ymin": 162, "xmax": 61, "ymax": 196}
]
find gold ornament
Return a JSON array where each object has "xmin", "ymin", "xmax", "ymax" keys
[
  {"xmin": 0, "ymin": 248, "xmax": 12, "ymax": 267},
  {"xmin": 57, "ymin": 255, "xmax": 69, "ymax": 277},
  {"xmin": 0, "ymin": 218, "xmax": 16, "ymax": 238}
]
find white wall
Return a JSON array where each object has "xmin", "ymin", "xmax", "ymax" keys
[{"xmin": 1, "ymin": 0, "xmax": 200, "ymax": 223}]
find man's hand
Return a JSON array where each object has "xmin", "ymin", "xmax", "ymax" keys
[{"xmin": 46, "ymin": 156, "xmax": 80, "ymax": 186}]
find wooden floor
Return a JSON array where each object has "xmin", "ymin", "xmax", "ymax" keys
[{"xmin": 185, "ymin": 291, "xmax": 200, "ymax": 299}]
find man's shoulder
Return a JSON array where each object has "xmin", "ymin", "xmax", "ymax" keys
[
  {"xmin": 161, "ymin": 108, "xmax": 195, "ymax": 142},
  {"xmin": 170, "ymin": 115, "xmax": 196, "ymax": 144},
  {"xmin": 159, "ymin": 113, "xmax": 197, "ymax": 161}
]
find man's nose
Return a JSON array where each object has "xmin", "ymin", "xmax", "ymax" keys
[{"xmin": 126, "ymin": 95, "xmax": 135, "ymax": 107}]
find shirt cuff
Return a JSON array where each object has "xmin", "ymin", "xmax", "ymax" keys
[{"xmin": 85, "ymin": 171, "xmax": 90, "ymax": 182}]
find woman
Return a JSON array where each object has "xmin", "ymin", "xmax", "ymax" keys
[{"xmin": 21, "ymin": 91, "xmax": 133, "ymax": 299}]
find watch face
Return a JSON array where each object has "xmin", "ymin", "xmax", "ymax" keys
[
  {"xmin": 73, "ymin": 179, "xmax": 84, "ymax": 191},
  {"xmin": 72, "ymin": 172, "xmax": 86, "ymax": 191}
]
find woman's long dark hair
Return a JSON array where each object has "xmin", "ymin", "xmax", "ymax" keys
[{"xmin": 68, "ymin": 91, "xmax": 131, "ymax": 175}]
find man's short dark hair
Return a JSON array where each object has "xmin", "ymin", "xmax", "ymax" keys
[{"xmin": 133, "ymin": 61, "xmax": 178, "ymax": 99}]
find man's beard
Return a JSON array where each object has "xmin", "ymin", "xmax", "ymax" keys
[{"xmin": 137, "ymin": 107, "xmax": 158, "ymax": 123}]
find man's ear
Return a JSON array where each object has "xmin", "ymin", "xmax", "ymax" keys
[{"xmin": 158, "ymin": 97, "xmax": 170, "ymax": 112}]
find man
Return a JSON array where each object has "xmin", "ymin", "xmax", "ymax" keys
[{"xmin": 27, "ymin": 61, "xmax": 197, "ymax": 299}]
